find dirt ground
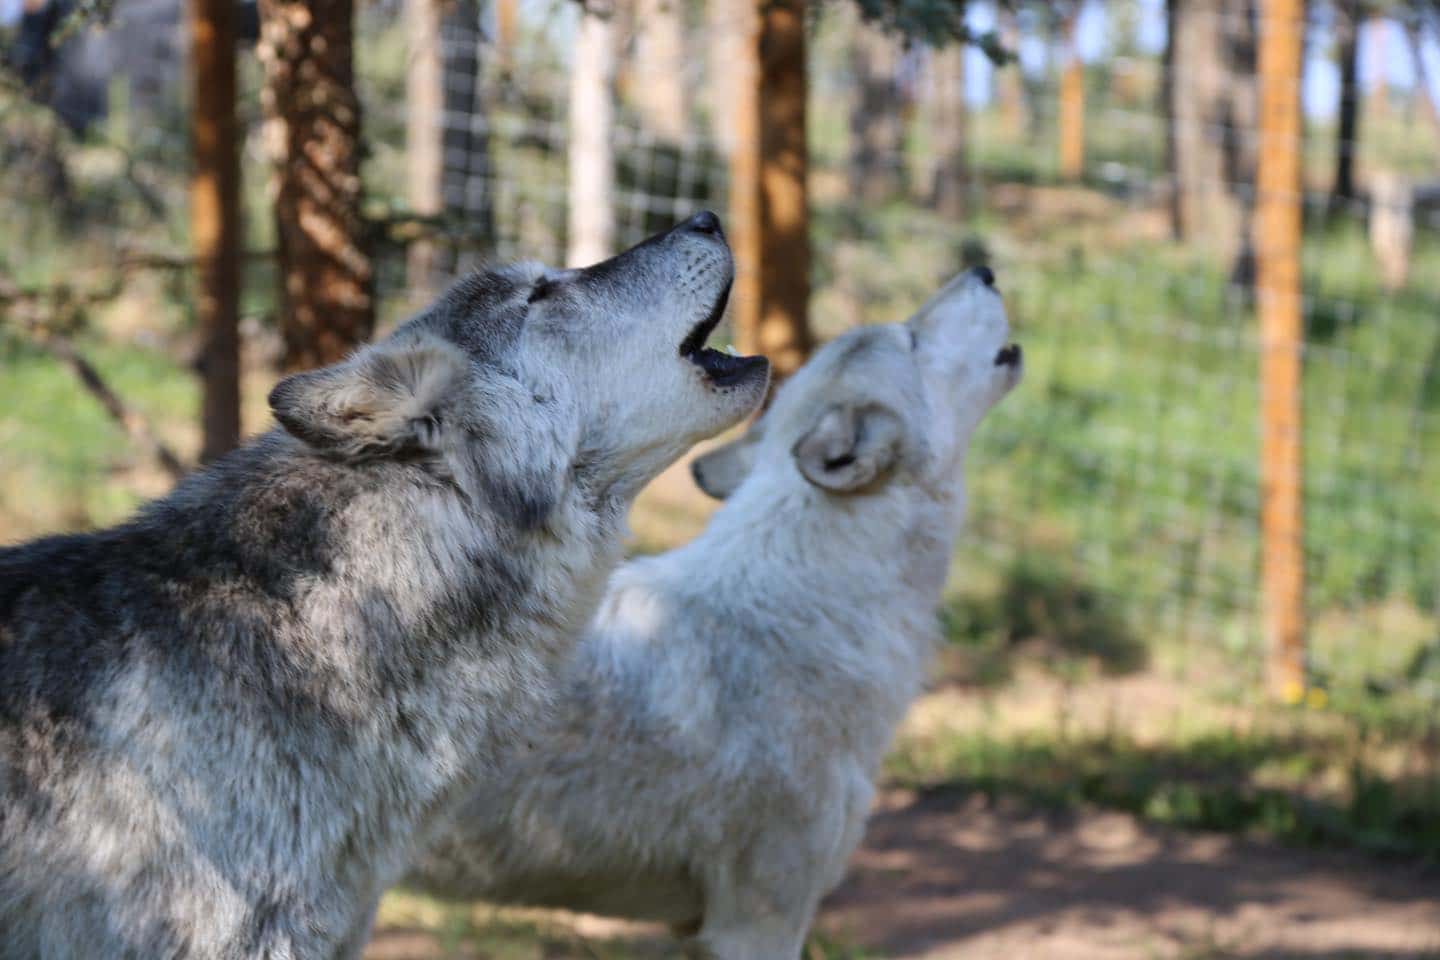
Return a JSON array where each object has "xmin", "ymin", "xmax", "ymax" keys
[
  {"xmin": 820, "ymin": 789, "xmax": 1440, "ymax": 959},
  {"xmin": 367, "ymin": 787, "xmax": 1440, "ymax": 960}
]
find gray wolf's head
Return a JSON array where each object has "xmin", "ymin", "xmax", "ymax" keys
[
  {"xmin": 692, "ymin": 266, "xmax": 1019, "ymax": 500},
  {"xmin": 268, "ymin": 212, "xmax": 770, "ymax": 514}
]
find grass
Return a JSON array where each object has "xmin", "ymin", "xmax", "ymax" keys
[{"xmin": 372, "ymin": 891, "xmax": 875, "ymax": 959}]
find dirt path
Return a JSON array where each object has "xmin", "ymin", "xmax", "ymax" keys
[
  {"xmin": 821, "ymin": 789, "xmax": 1440, "ymax": 959},
  {"xmin": 367, "ymin": 791, "xmax": 1440, "ymax": 959}
]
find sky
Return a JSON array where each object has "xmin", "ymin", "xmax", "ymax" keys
[{"xmin": 974, "ymin": 0, "xmax": 1440, "ymax": 118}]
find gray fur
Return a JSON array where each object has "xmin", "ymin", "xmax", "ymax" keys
[
  {"xmin": 0, "ymin": 216, "xmax": 768, "ymax": 960},
  {"xmin": 403, "ymin": 268, "xmax": 1021, "ymax": 959}
]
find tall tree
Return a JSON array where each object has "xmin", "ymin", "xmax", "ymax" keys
[
  {"xmin": 1163, "ymin": 0, "xmax": 1183, "ymax": 238},
  {"xmin": 1169, "ymin": 0, "xmax": 1258, "ymax": 261},
  {"xmin": 923, "ymin": 42, "xmax": 969, "ymax": 217},
  {"xmin": 630, "ymin": 0, "xmax": 689, "ymax": 143},
  {"xmin": 257, "ymin": 0, "xmax": 374, "ymax": 371},
  {"xmin": 1402, "ymin": 11, "xmax": 1440, "ymax": 138},
  {"xmin": 191, "ymin": 0, "xmax": 242, "ymax": 459},
  {"xmin": 568, "ymin": 0, "xmax": 618, "ymax": 266},
  {"xmin": 849, "ymin": 17, "xmax": 905, "ymax": 202},
  {"xmin": 727, "ymin": 0, "xmax": 812, "ymax": 379},
  {"xmin": 1332, "ymin": 0, "xmax": 1362, "ymax": 208},
  {"xmin": 406, "ymin": 0, "xmax": 443, "ymax": 299},
  {"xmin": 996, "ymin": 6, "xmax": 1028, "ymax": 140}
]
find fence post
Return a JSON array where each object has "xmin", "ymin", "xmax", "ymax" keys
[
  {"xmin": 1058, "ymin": 9, "xmax": 1084, "ymax": 181},
  {"xmin": 1256, "ymin": 0, "xmax": 1306, "ymax": 700},
  {"xmin": 190, "ymin": 0, "xmax": 241, "ymax": 460}
]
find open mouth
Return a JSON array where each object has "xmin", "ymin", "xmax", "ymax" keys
[
  {"xmin": 679, "ymin": 280, "xmax": 768, "ymax": 386},
  {"xmin": 994, "ymin": 343, "xmax": 1023, "ymax": 367}
]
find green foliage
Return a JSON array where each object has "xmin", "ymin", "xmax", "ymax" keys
[
  {"xmin": 844, "ymin": 0, "xmax": 1012, "ymax": 60},
  {"xmin": 941, "ymin": 551, "xmax": 1148, "ymax": 687}
]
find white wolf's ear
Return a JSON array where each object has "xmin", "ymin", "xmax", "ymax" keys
[
  {"xmin": 792, "ymin": 403, "xmax": 904, "ymax": 494},
  {"xmin": 691, "ymin": 427, "xmax": 762, "ymax": 501},
  {"xmin": 269, "ymin": 336, "xmax": 470, "ymax": 458}
]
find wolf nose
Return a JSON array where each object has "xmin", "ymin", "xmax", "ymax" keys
[
  {"xmin": 680, "ymin": 210, "xmax": 724, "ymax": 237},
  {"xmin": 970, "ymin": 265, "xmax": 996, "ymax": 288}
]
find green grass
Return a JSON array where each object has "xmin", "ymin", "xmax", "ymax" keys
[
  {"xmin": 888, "ymin": 720, "xmax": 1440, "ymax": 861},
  {"xmin": 0, "ymin": 330, "xmax": 197, "ymax": 540},
  {"xmin": 373, "ymin": 891, "xmax": 875, "ymax": 958}
]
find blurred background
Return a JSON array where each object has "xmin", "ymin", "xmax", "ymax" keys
[{"xmin": 2, "ymin": 0, "xmax": 1439, "ymax": 953}]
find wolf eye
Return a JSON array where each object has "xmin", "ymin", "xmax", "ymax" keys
[{"xmin": 527, "ymin": 279, "xmax": 556, "ymax": 304}]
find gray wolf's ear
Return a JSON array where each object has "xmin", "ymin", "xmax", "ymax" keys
[
  {"xmin": 691, "ymin": 429, "xmax": 760, "ymax": 501},
  {"xmin": 269, "ymin": 336, "xmax": 470, "ymax": 457},
  {"xmin": 792, "ymin": 403, "xmax": 903, "ymax": 493}
]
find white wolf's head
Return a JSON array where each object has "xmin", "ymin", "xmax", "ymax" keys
[
  {"xmin": 267, "ymin": 212, "xmax": 770, "ymax": 523},
  {"xmin": 691, "ymin": 266, "xmax": 1019, "ymax": 502}
]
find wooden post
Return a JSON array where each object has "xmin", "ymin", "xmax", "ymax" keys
[
  {"xmin": 728, "ymin": 0, "xmax": 812, "ymax": 380},
  {"xmin": 191, "ymin": 0, "xmax": 242, "ymax": 460},
  {"xmin": 1256, "ymin": 0, "xmax": 1306, "ymax": 700},
  {"xmin": 258, "ymin": 0, "xmax": 375, "ymax": 372},
  {"xmin": 1058, "ymin": 10, "xmax": 1084, "ymax": 181},
  {"xmin": 496, "ymin": 0, "xmax": 517, "ymax": 64}
]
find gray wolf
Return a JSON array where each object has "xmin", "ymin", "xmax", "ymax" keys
[
  {"xmin": 402, "ymin": 266, "xmax": 1021, "ymax": 959},
  {"xmin": 0, "ymin": 212, "xmax": 768, "ymax": 960}
]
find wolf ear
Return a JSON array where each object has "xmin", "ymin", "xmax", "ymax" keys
[
  {"xmin": 691, "ymin": 427, "xmax": 762, "ymax": 501},
  {"xmin": 268, "ymin": 336, "xmax": 470, "ymax": 458},
  {"xmin": 792, "ymin": 403, "xmax": 904, "ymax": 494}
]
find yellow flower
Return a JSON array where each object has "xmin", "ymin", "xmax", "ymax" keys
[{"xmin": 1281, "ymin": 678, "xmax": 1306, "ymax": 705}]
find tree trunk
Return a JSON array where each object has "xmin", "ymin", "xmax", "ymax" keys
[
  {"xmin": 925, "ymin": 43, "xmax": 968, "ymax": 218},
  {"xmin": 406, "ymin": 0, "xmax": 443, "ymax": 299},
  {"xmin": 258, "ymin": 0, "xmax": 373, "ymax": 372},
  {"xmin": 1162, "ymin": 0, "xmax": 1182, "ymax": 239},
  {"xmin": 706, "ymin": 0, "xmax": 745, "ymax": 154},
  {"xmin": 848, "ymin": 18, "xmax": 904, "ymax": 203},
  {"xmin": 440, "ymin": 0, "xmax": 494, "ymax": 276},
  {"xmin": 495, "ymin": 0, "xmax": 517, "ymax": 69},
  {"xmin": 727, "ymin": 0, "xmax": 811, "ymax": 381},
  {"xmin": 1332, "ymin": 0, "xmax": 1360, "ymax": 208},
  {"xmin": 568, "ymin": 0, "xmax": 617, "ymax": 267},
  {"xmin": 1366, "ymin": 20, "xmax": 1390, "ymax": 117},
  {"xmin": 1403, "ymin": 17, "xmax": 1440, "ymax": 140},
  {"xmin": 630, "ymin": 0, "xmax": 688, "ymax": 144},
  {"xmin": 1058, "ymin": 11, "xmax": 1085, "ymax": 180},
  {"xmin": 1170, "ymin": 0, "xmax": 1253, "ymax": 258},
  {"xmin": 996, "ymin": 7, "xmax": 1027, "ymax": 140},
  {"xmin": 191, "ymin": 0, "xmax": 241, "ymax": 460}
]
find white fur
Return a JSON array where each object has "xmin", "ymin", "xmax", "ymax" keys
[{"xmin": 401, "ymin": 269, "xmax": 1020, "ymax": 959}]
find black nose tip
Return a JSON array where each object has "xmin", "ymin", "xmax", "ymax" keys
[
  {"xmin": 972, "ymin": 265, "xmax": 996, "ymax": 288},
  {"xmin": 681, "ymin": 210, "xmax": 723, "ymax": 237}
]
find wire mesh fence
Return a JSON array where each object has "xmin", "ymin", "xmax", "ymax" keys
[{"xmin": 2, "ymin": 0, "xmax": 1438, "ymax": 697}]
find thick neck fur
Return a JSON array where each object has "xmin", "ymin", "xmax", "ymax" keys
[
  {"xmin": 639, "ymin": 459, "xmax": 968, "ymax": 766},
  {"xmin": 0, "ymin": 425, "xmax": 630, "ymax": 955}
]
